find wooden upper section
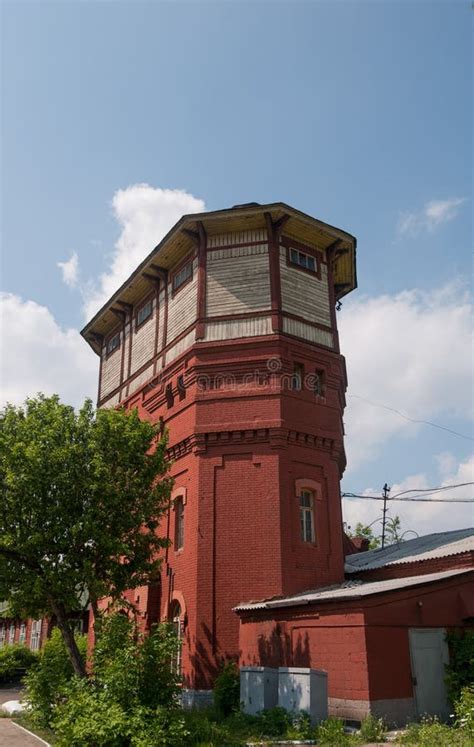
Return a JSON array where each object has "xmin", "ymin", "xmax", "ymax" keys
[{"xmin": 81, "ymin": 202, "xmax": 357, "ymax": 352}]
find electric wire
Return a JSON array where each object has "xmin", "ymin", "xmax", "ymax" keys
[
  {"xmin": 347, "ymin": 394, "xmax": 474, "ymax": 442},
  {"xmin": 342, "ymin": 492, "xmax": 474, "ymax": 503}
]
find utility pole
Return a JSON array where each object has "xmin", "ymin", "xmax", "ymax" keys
[{"xmin": 381, "ymin": 483, "xmax": 391, "ymax": 548}]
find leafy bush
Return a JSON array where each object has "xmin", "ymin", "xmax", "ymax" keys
[
  {"xmin": 254, "ymin": 706, "xmax": 291, "ymax": 737},
  {"xmin": 317, "ymin": 717, "xmax": 356, "ymax": 746},
  {"xmin": 24, "ymin": 628, "xmax": 87, "ymax": 726},
  {"xmin": 92, "ymin": 612, "xmax": 181, "ymax": 709},
  {"xmin": 50, "ymin": 613, "xmax": 187, "ymax": 746},
  {"xmin": 183, "ymin": 707, "xmax": 245, "ymax": 745},
  {"xmin": 0, "ymin": 643, "xmax": 38, "ymax": 683},
  {"xmin": 454, "ymin": 685, "xmax": 474, "ymax": 740},
  {"xmin": 286, "ymin": 710, "xmax": 314, "ymax": 739},
  {"xmin": 445, "ymin": 630, "xmax": 474, "ymax": 703},
  {"xmin": 213, "ymin": 660, "xmax": 240, "ymax": 717},
  {"xmin": 399, "ymin": 717, "xmax": 467, "ymax": 746},
  {"xmin": 359, "ymin": 713, "xmax": 386, "ymax": 742}
]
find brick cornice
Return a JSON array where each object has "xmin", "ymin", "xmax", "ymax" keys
[{"xmin": 166, "ymin": 426, "xmax": 344, "ymax": 463}]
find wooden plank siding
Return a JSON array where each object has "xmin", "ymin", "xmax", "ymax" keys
[
  {"xmin": 206, "ymin": 245, "xmax": 271, "ymax": 317},
  {"xmin": 207, "ymin": 229, "xmax": 267, "ymax": 248},
  {"xmin": 279, "ymin": 247, "xmax": 331, "ymax": 327},
  {"xmin": 130, "ymin": 299, "xmax": 157, "ymax": 375},
  {"xmin": 167, "ymin": 258, "xmax": 199, "ymax": 342},
  {"xmin": 282, "ymin": 317, "xmax": 334, "ymax": 348},
  {"xmin": 98, "ymin": 228, "xmax": 339, "ymax": 406},
  {"xmin": 204, "ymin": 316, "xmax": 272, "ymax": 341},
  {"xmin": 100, "ymin": 338, "xmax": 122, "ymax": 399}
]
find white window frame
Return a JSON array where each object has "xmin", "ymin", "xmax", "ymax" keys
[
  {"xmin": 299, "ymin": 489, "xmax": 315, "ymax": 543},
  {"xmin": 0, "ymin": 626, "xmax": 5, "ymax": 647},
  {"xmin": 30, "ymin": 619, "xmax": 42, "ymax": 651},
  {"xmin": 19, "ymin": 623, "xmax": 26, "ymax": 645},
  {"xmin": 171, "ymin": 603, "xmax": 182, "ymax": 674},
  {"xmin": 8, "ymin": 623, "xmax": 15, "ymax": 644},
  {"xmin": 289, "ymin": 247, "xmax": 317, "ymax": 273}
]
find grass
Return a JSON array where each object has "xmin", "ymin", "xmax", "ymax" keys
[
  {"xmin": 6, "ymin": 707, "xmax": 473, "ymax": 746},
  {"xmin": 13, "ymin": 713, "xmax": 57, "ymax": 745}
]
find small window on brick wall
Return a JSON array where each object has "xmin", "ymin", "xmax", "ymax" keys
[
  {"xmin": 313, "ymin": 370, "xmax": 325, "ymax": 397},
  {"xmin": 299, "ymin": 489, "xmax": 315, "ymax": 543},
  {"xmin": 170, "ymin": 601, "xmax": 182, "ymax": 673},
  {"xmin": 177, "ymin": 375, "xmax": 186, "ymax": 399},
  {"xmin": 292, "ymin": 362, "xmax": 304, "ymax": 391},
  {"xmin": 165, "ymin": 383, "xmax": 174, "ymax": 408},
  {"xmin": 174, "ymin": 498, "xmax": 184, "ymax": 551}
]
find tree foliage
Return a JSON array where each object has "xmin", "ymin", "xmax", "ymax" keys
[
  {"xmin": 24, "ymin": 628, "xmax": 87, "ymax": 726},
  {"xmin": 347, "ymin": 522, "xmax": 381, "ymax": 549},
  {"xmin": 50, "ymin": 614, "xmax": 187, "ymax": 746},
  {"xmin": 0, "ymin": 394, "xmax": 172, "ymax": 676},
  {"xmin": 346, "ymin": 515, "xmax": 407, "ymax": 549}
]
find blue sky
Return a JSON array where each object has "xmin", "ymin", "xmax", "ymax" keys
[{"xmin": 1, "ymin": 0, "xmax": 472, "ymax": 535}]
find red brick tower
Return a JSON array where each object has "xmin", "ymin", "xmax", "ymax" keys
[{"xmin": 81, "ymin": 202, "xmax": 357, "ymax": 702}]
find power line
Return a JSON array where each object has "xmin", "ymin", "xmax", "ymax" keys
[
  {"xmin": 342, "ymin": 492, "xmax": 474, "ymax": 503},
  {"xmin": 347, "ymin": 394, "xmax": 474, "ymax": 442},
  {"xmin": 391, "ymin": 482, "xmax": 474, "ymax": 499}
]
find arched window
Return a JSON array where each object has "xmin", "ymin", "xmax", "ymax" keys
[
  {"xmin": 170, "ymin": 602, "xmax": 182, "ymax": 673},
  {"xmin": 299, "ymin": 489, "xmax": 315, "ymax": 543},
  {"xmin": 174, "ymin": 497, "xmax": 184, "ymax": 551}
]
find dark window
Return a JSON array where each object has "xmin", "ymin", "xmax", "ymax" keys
[
  {"xmin": 165, "ymin": 383, "xmax": 174, "ymax": 408},
  {"xmin": 313, "ymin": 370, "xmax": 324, "ymax": 397},
  {"xmin": 289, "ymin": 247, "xmax": 316, "ymax": 273},
  {"xmin": 137, "ymin": 299, "xmax": 152, "ymax": 327},
  {"xmin": 175, "ymin": 498, "xmax": 184, "ymax": 551},
  {"xmin": 299, "ymin": 489, "xmax": 315, "ymax": 543},
  {"xmin": 177, "ymin": 375, "xmax": 186, "ymax": 398},
  {"xmin": 106, "ymin": 333, "xmax": 120, "ymax": 355},
  {"xmin": 292, "ymin": 362, "xmax": 304, "ymax": 391},
  {"xmin": 172, "ymin": 261, "xmax": 193, "ymax": 292}
]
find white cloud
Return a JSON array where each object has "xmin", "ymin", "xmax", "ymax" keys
[
  {"xmin": 398, "ymin": 197, "xmax": 466, "ymax": 236},
  {"xmin": 0, "ymin": 293, "xmax": 98, "ymax": 409},
  {"xmin": 83, "ymin": 184, "xmax": 205, "ymax": 319},
  {"xmin": 339, "ymin": 283, "xmax": 473, "ymax": 470},
  {"xmin": 57, "ymin": 252, "xmax": 79, "ymax": 288},
  {"xmin": 343, "ymin": 454, "xmax": 474, "ymax": 538}
]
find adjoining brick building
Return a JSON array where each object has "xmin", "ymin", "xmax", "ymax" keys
[
  {"xmin": 236, "ymin": 528, "xmax": 474, "ymax": 725},
  {"xmin": 80, "ymin": 201, "xmax": 473, "ymax": 720}
]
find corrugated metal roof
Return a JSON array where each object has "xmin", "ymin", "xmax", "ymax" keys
[
  {"xmin": 344, "ymin": 527, "xmax": 474, "ymax": 574},
  {"xmin": 234, "ymin": 567, "xmax": 473, "ymax": 612}
]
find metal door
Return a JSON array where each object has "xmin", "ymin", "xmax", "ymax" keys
[{"xmin": 409, "ymin": 628, "xmax": 451, "ymax": 720}]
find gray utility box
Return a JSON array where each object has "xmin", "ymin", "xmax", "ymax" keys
[
  {"xmin": 278, "ymin": 667, "xmax": 328, "ymax": 724},
  {"xmin": 240, "ymin": 666, "xmax": 279, "ymax": 715}
]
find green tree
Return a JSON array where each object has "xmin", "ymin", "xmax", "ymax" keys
[
  {"xmin": 346, "ymin": 522, "xmax": 381, "ymax": 549},
  {"xmin": 385, "ymin": 515, "xmax": 404, "ymax": 544},
  {"xmin": 0, "ymin": 395, "xmax": 172, "ymax": 678},
  {"xmin": 346, "ymin": 515, "xmax": 407, "ymax": 549}
]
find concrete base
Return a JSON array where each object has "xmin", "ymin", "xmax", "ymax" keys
[
  {"xmin": 181, "ymin": 688, "xmax": 214, "ymax": 710},
  {"xmin": 329, "ymin": 696, "xmax": 416, "ymax": 727}
]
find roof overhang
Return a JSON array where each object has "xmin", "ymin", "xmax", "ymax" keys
[{"xmin": 81, "ymin": 202, "xmax": 357, "ymax": 354}]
